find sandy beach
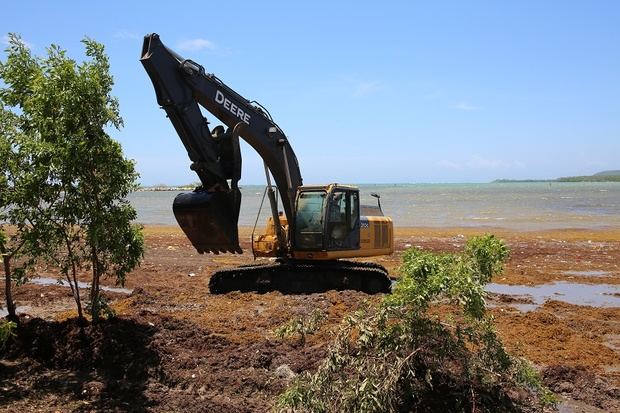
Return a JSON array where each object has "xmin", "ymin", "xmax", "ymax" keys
[{"xmin": 2, "ymin": 225, "xmax": 620, "ymax": 411}]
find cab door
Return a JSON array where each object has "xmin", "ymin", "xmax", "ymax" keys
[{"xmin": 325, "ymin": 189, "xmax": 360, "ymax": 251}]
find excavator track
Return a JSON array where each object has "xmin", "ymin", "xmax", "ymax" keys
[{"xmin": 208, "ymin": 259, "xmax": 391, "ymax": 295}]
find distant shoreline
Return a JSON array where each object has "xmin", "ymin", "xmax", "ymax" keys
[
  {"xmin": 140, "ymin": 171, "xmax": 620, "ymax": 189},
  {"xmin": 138, "ymin": 179, "xmax": 620, "ymax": 190},
  {"xmin": 494, "ymin": 169, "xmax": 620, "ymax": 183},
  {"xmin": 137, "ymin": 186, "xmax": 193, "ymax": 192},
  {"xmin": 494, "ymin": 176, "xmax": 620, "ymax": 183},
  {"xmin": 140, "ymin": 225, "xmax": 620, "ymax": 240}
]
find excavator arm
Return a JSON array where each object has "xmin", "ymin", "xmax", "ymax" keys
[{"xmin": 140, "ymin": 33, "xmax": 302, "ymax": 254}]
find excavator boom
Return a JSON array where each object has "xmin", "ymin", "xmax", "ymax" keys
[{"xmin": 140, "ymin": 33, "xmax": 302, "ymax": 254}]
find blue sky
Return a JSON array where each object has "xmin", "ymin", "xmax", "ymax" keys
[{"xmin": 2, "ymin": 1, "xmax": 619, "ymax": 185}]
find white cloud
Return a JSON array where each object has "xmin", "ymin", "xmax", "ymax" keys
[
  {"xmin": 438, "ymin": 155, "xmax": 525, "ymax": 170},
  {"xmin": 453, "ymin": 101, "xmax": 481, "ymax": 111},
  {"xmin": 177, "ymin": 38, "xmax": 215, "ymax": 52},
  {"xmin": 423, "ymin": 89, "xmax": 443, "ymax": 100},
  {"xmin": 438, "ymin": 160, "xmax": 463, "ymax": 169},
  {"xmin": 2, "ymin": 35, "xmax": 33, "ymax": 49},
  {"xmin": 347, "ymin": 79, "xmax": 382, "ymax": 98},
  {"xmin": 466, "ymin": 155, "xmax": 524, "ymax": 169},
  {"xmin": 114, "ymin": 30, "xmax": 141, "ymax": 42}
]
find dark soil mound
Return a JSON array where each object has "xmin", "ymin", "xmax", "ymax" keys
[
  {"xmin": 1, "ymin": 316, "xmax": 160, "ymax": 411},
  {"xmin": 543, "ymin": 365, "xmax": 620, "ymax": 412},
  {"xmin": 0, "ymin": 314, "xmax": 326, "ymax": 412}
]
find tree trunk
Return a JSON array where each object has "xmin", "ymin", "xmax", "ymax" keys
[
  {"xmin": 72, "ymin": 267, "xmax": 84, "ymax": 320},
  {"xmin": 3, "ymin": 256, "xmax": 17, "ymax": 321},
  {"xmin": 63, "ymin": 236, "xmax": 84, "ymax": 320},
  {"xmin": 90, "ymin": 250, "xmax": 100, "ymax": 324}
]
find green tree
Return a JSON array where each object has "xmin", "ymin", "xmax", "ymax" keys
[{"xmin": 0, "ymin": 33, "xmax": 144, "ymax": 323}]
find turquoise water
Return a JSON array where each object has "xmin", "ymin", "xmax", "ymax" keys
[{"xmin": 127, "ymin": 182, "xmax": 620, "ymax": 230}]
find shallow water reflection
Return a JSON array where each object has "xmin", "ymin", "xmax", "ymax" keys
[
  {"xmin": 28, "ymin": 277, "xmax": 133, "ymax": 294},
  {"xmin": 562, "ymin": 270, "xmax": 610, "ymax": 277},
  {"xmin": 485, "ymin": 281, "xmax": 620, "ymax": 310}
]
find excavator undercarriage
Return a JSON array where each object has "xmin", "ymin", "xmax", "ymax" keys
[{"xmin": 209, "ymin": 259, "xmax": 391, "ymax": 294}]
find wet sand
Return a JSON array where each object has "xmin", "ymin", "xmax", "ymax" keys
[{"xmin": 3, "ymin": 225, "xmax": 620, "ymax": 411}]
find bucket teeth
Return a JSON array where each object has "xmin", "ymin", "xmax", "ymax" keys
[{"xmin": 173, "ymin": 189, "xmax": 242, "ymax": 254}]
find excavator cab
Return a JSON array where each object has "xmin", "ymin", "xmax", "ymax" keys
[{"xmin": 294, "ymin": 185, "xmax": 360, "ymax": 252}]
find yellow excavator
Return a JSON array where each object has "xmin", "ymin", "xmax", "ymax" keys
[{"xmin": 141, "ymin": 34, "xmax": 393, "ymax": 294}]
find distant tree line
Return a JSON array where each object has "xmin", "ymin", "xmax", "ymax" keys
[{"xmin": 494, "ymin": 170, "xmax": 620, "ymax": 183}]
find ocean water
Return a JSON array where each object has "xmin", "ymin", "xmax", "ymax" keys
[{"xmin": 127, "ymin": 182, "xmax": 620, "ymax": 230}]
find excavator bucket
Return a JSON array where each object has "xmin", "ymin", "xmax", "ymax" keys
[{"xmin": 172, "ymin": 189, "xmax": 242, "ymax": 254}]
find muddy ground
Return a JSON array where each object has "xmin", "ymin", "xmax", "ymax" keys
[{"xmin": 1, "ymin": 226, "xmax": 620, "ymax": 412}]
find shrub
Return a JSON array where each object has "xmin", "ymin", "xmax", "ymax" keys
[
  {"xmin": 274, "ymin": 309, "xmax": 327, "ymax": 346},
  {"xmin": 277, "ymin": 235, "xmax": 552, "ymax": 412},
  {"xmin": 0, "ymin": 319, "xmax": 17, "ymax": 349}
]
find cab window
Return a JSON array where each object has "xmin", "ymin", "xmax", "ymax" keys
[{"xmin": 295, "ymin": 191, "xmax": 326, "ymax": 249}]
